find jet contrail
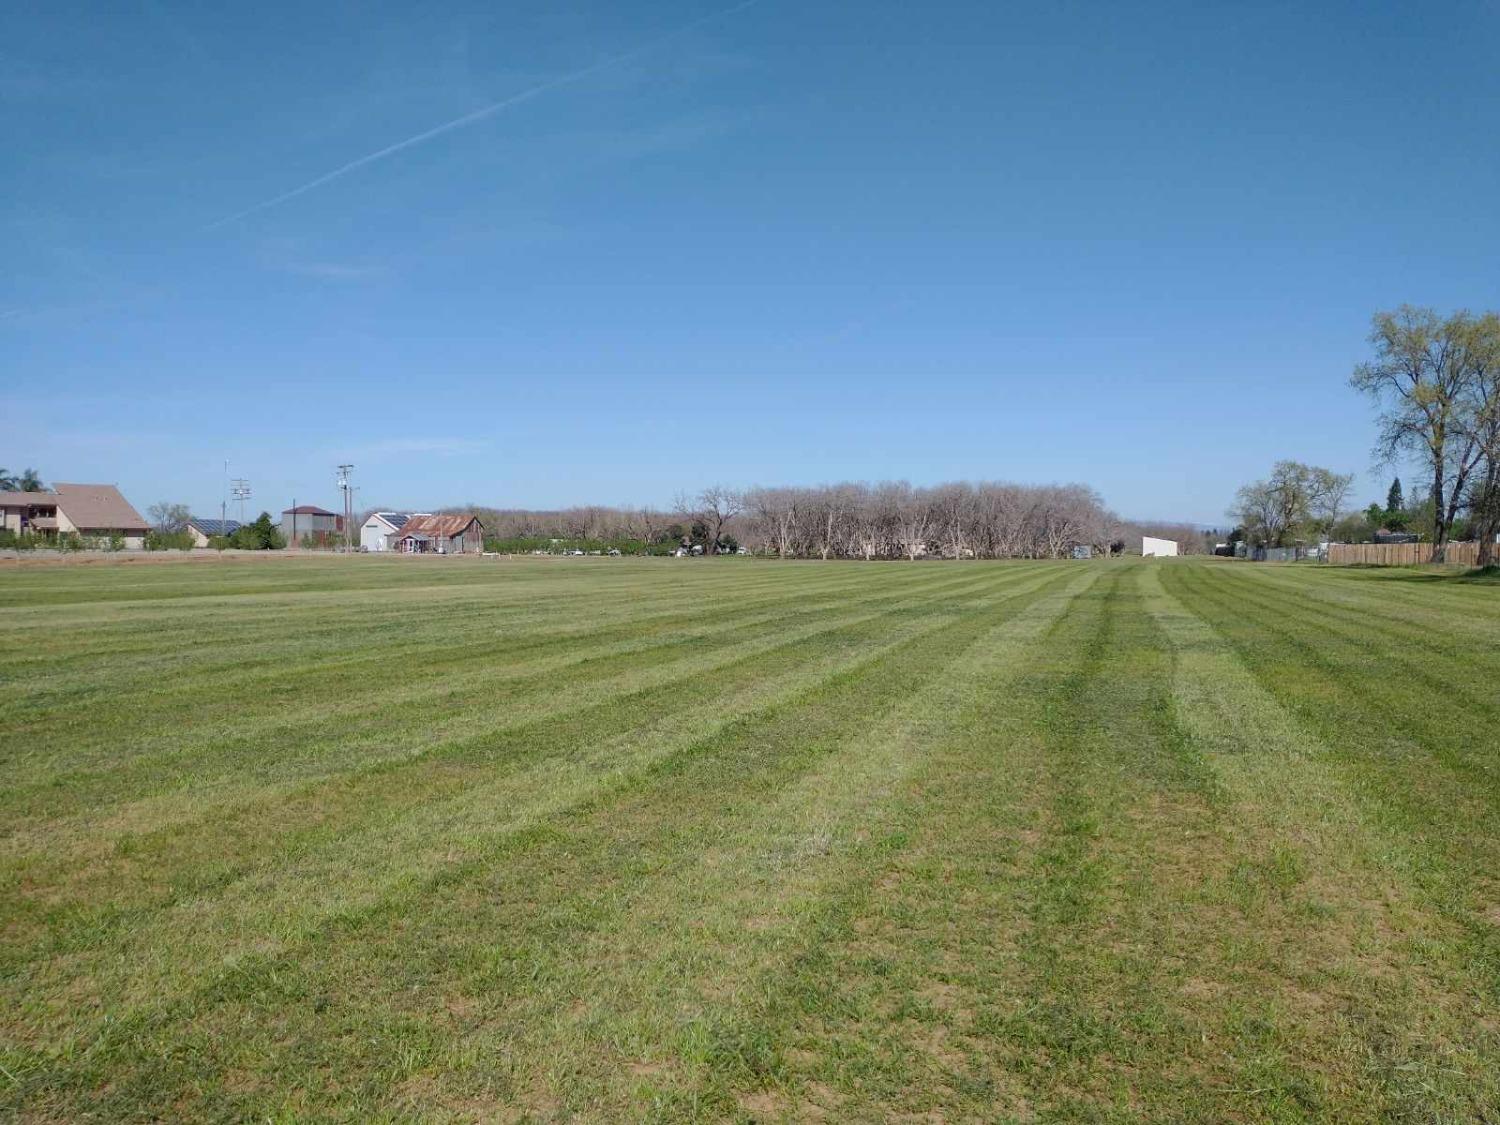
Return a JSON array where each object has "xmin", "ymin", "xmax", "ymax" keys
[{"xmin": 206, "ymin": 0, "xmax": 759, "ymax": 230}]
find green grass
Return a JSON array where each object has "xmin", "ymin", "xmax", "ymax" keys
[{"xmin": 3, "ymin": 555, "xmax": 1499, "ymax": 1122}]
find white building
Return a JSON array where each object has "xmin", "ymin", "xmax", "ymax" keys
[
  {"xmin": 1142, "ymin": 535, "xmax": 1179, "ymax": 557},
  {"xmin": 360, "ymin": 512, "xmax": 414, "ymax": 552}
]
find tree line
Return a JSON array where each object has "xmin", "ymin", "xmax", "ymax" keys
[
  {"xmin": 444, "ymin": 483, "xmax": 1212, "ymax": 559},
  {"xmin": 740, "ymin": 481, "xmax": 1121, "ymax": 560}
]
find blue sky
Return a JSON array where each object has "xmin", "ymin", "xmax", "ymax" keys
[{"xmin": 5, "ymin": 0, "xmax": 1498, "ymax": 525}]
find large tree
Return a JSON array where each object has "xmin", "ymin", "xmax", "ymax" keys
[
  {"xmin": 1460, "ymin": 322, "xmax": 1500, "ymax": 565},
  {"xmin": 1232, "ymin": 461, "xmax": 1351, "ymax": 548},
  {"xmin": 1350, "ymin": 307, "xmax": 1499, "ymax": 562},
  {"xmin": 678, "ymin": 485, "xmax": 742, "ymax": 555}
]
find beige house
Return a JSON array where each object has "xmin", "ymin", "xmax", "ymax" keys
[
  {"xmin": 184, "ymin": 518, "xmax": 241, "ymax": 547},
  {"xmin": 0, "ymin": 483, "xmax": 150, "ymax": 548}
]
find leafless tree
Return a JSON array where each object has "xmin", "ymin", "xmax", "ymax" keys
[
  {"xmin": 747, "ymin": 487, "xmax": 799, "ymax": 558},
  {"xmin": 696, "ymin": 485, "xmax": 743, "ymax": 555},
  {"xmin": 147, "ymin": 501, "xmax": 191, "ymax": 533}
]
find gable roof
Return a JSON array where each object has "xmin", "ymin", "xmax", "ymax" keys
[
  {"xmin": 390, "ymin": 513, "xmax": 483, "ymax": 540},
  {"xmin": 187, "ymin": 517, "xmax": 242, "ymax": 535},
  {"xmin": 283, "ymin": 505, "xmax": 336, "ymax": 516},
  {"xmin": 52, "ymin": 483, "xmax": 149, "ymax": 531},
  {"xmin": 365, "ymin": 511, "xmax": 412, "ymax": 531}
]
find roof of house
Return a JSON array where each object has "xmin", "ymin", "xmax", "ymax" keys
[
  {"xmin": 365, "ymin": 511, "xmax": 412, "ymax": 530},
  {"xmin": 52, "ymin": 483, "xmax": 149, "ymax": 531},
  {"xmin": 390, "ymin": 513, "xmax": 483, "ymax": 539},
  {"xmin": 283, "ymin": 505, "xmax": 337, "ymax": 516},
  {"xmin": 187, "ymin": 518, "xmax": 242, "ymax": 535},
  {"xmin": 0, "ymin": 491, "xmax": 58, "ymax": 507}
]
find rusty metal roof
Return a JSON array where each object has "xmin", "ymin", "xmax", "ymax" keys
[{"xmin": 390, "ymin": 514, "xmax": 483, "ymax": 539}]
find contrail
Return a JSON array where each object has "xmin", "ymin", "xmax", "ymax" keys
[{"xmin": 206, "ymin": 0, "xmax": 759, "ymax": 230}]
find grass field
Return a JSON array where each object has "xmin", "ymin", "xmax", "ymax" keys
[{"xmin": 3, "ymin": 555, "xmax": 1500, "ymax": 1122}]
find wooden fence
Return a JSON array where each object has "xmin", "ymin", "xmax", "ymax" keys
[{"xmin": 1327, "ymin": 541, "xmax": 1482, "ymax": 567}]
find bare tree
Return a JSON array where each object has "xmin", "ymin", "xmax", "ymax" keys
[
  {"xmin": 147, "ymin": 502, "xmax": 191, "ymax": 533},
  {"xmin": 1309, "ymin": 468, "xmax": 1355, "ymax": 557},
  {"xmin": 697, "ymin": 485, "xmax": 743, "ymax": 555},
  {"xmin": 747, "ymin": 487, "xmax": 798, "ymax": 558}
]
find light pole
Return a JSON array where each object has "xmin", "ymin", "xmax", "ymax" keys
[{"xmin": 336, "ymin": 464, "xmax": 354, "ymax": 553}]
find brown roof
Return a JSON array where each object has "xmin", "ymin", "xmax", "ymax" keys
[
  {"xmin": 391, "ymin": 513, "xmax": 483, "ymax": 539},
  {"xmin": 283, "ymin": 505, "xmax": 336, "ymax": 516},
  {"xmin": 0, "ymin": 491, "xmax": 57, "ymax": 507},
  {"xmin": 52, "ymin": 483, "xmax": 149, "ymax": 531}
]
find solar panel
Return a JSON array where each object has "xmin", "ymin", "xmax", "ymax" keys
[{"xmin": 190, "ymin": 518, "xmax": 241, "ymax": 534}]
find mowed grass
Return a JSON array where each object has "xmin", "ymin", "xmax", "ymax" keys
[{"xmin": 3, "ymin": 556, "xmax": 1500, "ymax": 1122}]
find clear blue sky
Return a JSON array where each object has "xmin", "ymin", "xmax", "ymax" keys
[{"xmin": 5, "ymin": 1, "xmax": 1498, "ymax": 525}]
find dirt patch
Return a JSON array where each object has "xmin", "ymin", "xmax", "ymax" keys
[{"xmin": 738, "ymin": 1089, "xmax": 790, "ymax": 1120}]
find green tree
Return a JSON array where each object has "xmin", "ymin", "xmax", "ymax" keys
[
  {"xmin": 1385, "ymin": 476, "xmax": 1404, "ymax": 513},
  {"xmin": 1351, "ymin": 307, "xmax": 1500, "ymax": 562},
  {"xmin": 0, "ymin": 468, "xmax": 44, "ymax": 492},
  {"xmin": 1231, "ymin": 461, "xmax": 1352, "ymax": 548},
  {"xmin": 231, "ymin": 512, "xmax": 286, "ymax": 550}
]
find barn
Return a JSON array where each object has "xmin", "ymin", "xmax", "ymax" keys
[
  {"xmin": 389, "ymin": 514, "xmax": 485, "ymax": 554},
  {"xmin": 360, "ymin": 511, "xmax": 414, "ymax": 552}
]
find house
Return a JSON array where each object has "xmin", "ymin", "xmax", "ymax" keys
[
  {"xmin": 1373, "ymin": 528, "xmax": 1419, "ymax": 545},
  {"xmin": 282, "ymin": 505, "xmax": 343, "ymax": 546},
  {"xmin": 359, "ymin": 511, "xmax": 415, "ymax": 552},
  {"xmin": 185, "ymin": 518, "xmax": 241, "ymax": 547},
  {"xmin": 0, "ymin": 483, "xmax": 149, "ymax": 548},
  {"xmin": 389, "ymin": 513, "xmax": 484, "ymax": 554},
  {"xmin": 1142, "ymin": 535, "xmax": 1179, "ymax": 557}
]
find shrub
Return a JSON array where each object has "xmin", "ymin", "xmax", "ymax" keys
[
  {"xmin": 231, "ymin": 512, "xmax": 286, "ymax": 550},
  {"xmin": 146, "ymin": 530, "xmax": 196, "ymax": 551}
]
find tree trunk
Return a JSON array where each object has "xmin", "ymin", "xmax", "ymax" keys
[
  {"xmin": 1478, "ymin": 465, "xmax": 1499, "ymax": 567},
  {"xmin": 1432, "ymin": 459, "xmax": 1448, "ymax": 563}
]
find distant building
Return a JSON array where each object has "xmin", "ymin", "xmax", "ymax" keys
[
  {"xmin": 282, "ymin": 505, "xmax": 343, "ymax": 546},
  {"xmin": 389, "ymin": 514, "xmax": 484, "ymax": 554},
  {"xmin": 1142, "ymin": 535, "xmax": 1179, "ymax": 557},
  {"xmin": 360, "ymin": 511, "xmax": 414, "ymax": 552},
  {"xmin": 0, "ymin": 483, "xmax": 149, "ymax": 548},
  {"xmin": 185, "ymin": 518, "xmax": 241, "ymax": 547},
  {"xmin": 1373, "ymin": 528, "xmax": 1419, "ymax": 545}
]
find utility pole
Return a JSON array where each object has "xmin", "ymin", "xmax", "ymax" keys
[
  {"xmin": 336, "ymin": 464, "xmax": 354, "ymax": 553},
  {"xmin": 221, "ymin": 459, "xmax": 228, "ymax": 535},
  {"xmin": 231, "ymin": 479, "xmax": 251, "ymax": 526}
]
